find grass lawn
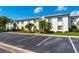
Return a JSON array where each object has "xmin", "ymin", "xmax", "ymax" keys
[
  {"xmin": 15, "ymin": 30, "xmax": 79, "ymax": 36},
  {"xmin": 43, "ymin": 32, "xmax": 79, "ymax": 36}
]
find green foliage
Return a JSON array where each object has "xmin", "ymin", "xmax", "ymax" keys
[
  {"xmin": 0, "ymin": 27, "xmax": 7, "ymax": 32},
  {"xmin": 11, "ymin": 28, "xmax": 18, "ymax": 31},
  {"xmin": 69, "ymin": 26, "xmax": 77, "ymax": 32},
  {"xmin": 13, "ymin": 23, "xmax": 17, "ymax": 29},
  {"xmin": 77, "ymin": 22, "xmax": 79, "ymax": 26},
  {"xmin": 6, "ymin": 29, "xmax": 10, "ymax": 32},
  {"xmin": 25, "ymin": 23, "xmax": 34, "ymax": 32},
  {"xmin": 77, "ymin": 22, "xmax": 79, "ymax": 30},
  {"xmin": 0, "ymin": 16, "xmax": 10, "ymax": 27},
  {"xmin": 39, "ymin": 20, "xmax": 52, "ymax": 32}
]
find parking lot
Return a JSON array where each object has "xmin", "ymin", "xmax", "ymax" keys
[
  {"xmin": 0, "ymin": 48, "xmax": 11, "ymax": 53},
  {"xmin": 0, "ymin": 32, "xmax": 79, "ymax": 53}
]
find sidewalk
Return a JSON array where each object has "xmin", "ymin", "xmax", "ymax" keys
[{"xmin": 0, "ymin": 42, "xmax": 35, "ymax": 53}]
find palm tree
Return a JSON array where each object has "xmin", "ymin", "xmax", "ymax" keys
[
  {"xmin": 46, "ymin": 23, "xmax": 52, "ymax": 32},
  {"xmin": 25, "ymin": 23, "xmax": 34, "ymax": 32},
  {"xmin": 39, "ymin": 20, "xmax": 52, "ymax": 33},
  {"xmin": 77, "ymin": 21, "xmax": 79, "ymax": 30}
]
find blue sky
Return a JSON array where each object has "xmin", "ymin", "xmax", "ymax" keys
[{"xmin": 0, "ymin": 6, "xmax": 79, "ymax": 20}]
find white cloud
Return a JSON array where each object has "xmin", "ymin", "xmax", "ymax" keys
[
  {"xmin": 56, "ymin": 6, "xmax": 67, "ymax": 11},
  {"xmin": 70, "ymin": 10, "xmax": 79, "ymax": 16},
  {"xmin": 34, "ymin": 7, "xmax": 43, "ymax": 14}
]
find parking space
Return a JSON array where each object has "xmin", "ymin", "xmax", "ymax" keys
[
  {"xmin": 71, "ymin": 38, "xmax": 79, "ymax": 52},
  {"xmin": 0, "ymin": 32, "xmax": 79, "ymax": 53},
  {"xmin": 35, "ymin": 37, "xmax": 74, "ymax": 53}
]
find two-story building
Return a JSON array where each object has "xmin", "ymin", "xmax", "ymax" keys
[{"xmin": 6, "ymin": 14, "xmax": 79, "ymax": 32}]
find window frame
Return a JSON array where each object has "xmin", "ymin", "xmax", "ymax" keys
[
  {"xmin": 58, "ymin": 26, "xmax": 63, "ymax": 30},
  {"xmin": 58, "ymin": 16, "xmax": 62, "ymax": 22}
]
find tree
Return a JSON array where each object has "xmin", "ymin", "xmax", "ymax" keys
[
  {"xmin": 46, "ymin": 23, "xmax": 52, "ymax": 32},
  {"xmin": 77, "ymin": 21, "xmax": 79, "ymax": 30},
  {"xmin": 0, "ymin": 16, "xmax": 10, "ymax": 27},
  {"xmin": 39, "ymin": 20, "xmax": 52, "ymax": 32},
  {"xmin": 0, "ymin": 16, "xmax": 11, "ymax": 31},
  {"xmin": 13, "ymin": 23, "xmax": 17, "ymax": 29},
  {"xmin": 25, "ymin": 23, "xmax": 34, "ymax": 32}
]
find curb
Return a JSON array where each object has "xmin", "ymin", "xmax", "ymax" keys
[{"xmin": 0, "ymin": 42, "xmax": 35, "ymax": 53}]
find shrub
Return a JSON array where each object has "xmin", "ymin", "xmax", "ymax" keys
[
  {"xmin": 16, "ymin": 29, "xmax": 22, "ymax": 31},
  {"xmin": 12, "ymin": 28, "xmax": 18, "ymax": 31},
  {"xmin": 57, "ymin": 31, "xmax": 62, "ymax": 33},
  {"xmin": 33, "ymin": 29, "xmax": 39, "ymax": 32},
  {"xmin": 45, "ymin": 31, "xmax": 55, "ymax": 33},
  {"xmin": 25, "ymin": 23, "xmax": 34, "ymax": 32},
  {"xmin": 69, "ymin": 26, "xmax": 77, "ymax": 32},
  {"xmin": 6, "ymin": 29, "xmax": 10, "ymax": 31},
  {"xmin": 18, "ymin": 30, "xmax": 35, "ymax": 33}
]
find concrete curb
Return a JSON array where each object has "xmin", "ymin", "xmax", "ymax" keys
[
  {"xmin": 7, "ymin": 32, "xmax": 79, "ymax": 38},
  {"xmin": 0, "ymin": 42, "xmax": 35, "ymax": 53}
]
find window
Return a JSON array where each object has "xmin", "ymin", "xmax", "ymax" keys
[
  {"xmin": 58, "ymin": 17, "xmax": 62, "ymax": 21},
  {"xmin": 58, "ymin": 26, "xmax": 62, "ymax": 30}
]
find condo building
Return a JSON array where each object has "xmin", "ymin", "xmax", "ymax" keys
[{"xmin": 6, "ymin": 14, "xmax": 79, "ymax": 32}]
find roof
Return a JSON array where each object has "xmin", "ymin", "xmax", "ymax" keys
[
  {"xmin": 44, "ymin": 14, "xmax": 70, "ymax": 18},
  {"xmin": 16, "ymin": 17, "xmax": 39, "ymax": 22},
  {"xmin": 16, "ymin": 14, "xmax": 70, "ymax": 21},
  {"xmin": 7, "ymin": 14, "xmax": 73, "ymax": 23}
]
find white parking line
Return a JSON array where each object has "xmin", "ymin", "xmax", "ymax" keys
[
  {"xmin": 37, "ymin": 36, "xmax": 52, "ymax": 46},
  {"xmin": 68, "ymin": 37, "xmax": 78, "ymax": 53}
]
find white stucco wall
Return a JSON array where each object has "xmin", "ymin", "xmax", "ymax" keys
[
  {"xmin": 68, "ymin": 17, "xmax": 72, "ymax": 28},
  {"xmin": 50, "ymin": 15, "xmax": 69, "ymax": 32},
  {"xmin": 6, "ymin": 14, "xmax": 79, "ymax": 32},
  {"xmin": 36, "ymin": 20, "xmax": 39, "ymax": 30},
  {"xmin": 45, "ymin": 18, "xmax": 49, "ymax": 22},
  {"xmin": 18, "ymin": 21, "xmax": 22, "ymax": 29},
  {"xmin": 6, "ymin": 23, "xmax": 13, "ymax": 29},
  {"xmin": 51, "ymin": 17, "xmax": 58, "ymax": 32},
  {"xmin": 62, "ymin": 16, "xmax": 69, "ymax": 32}
]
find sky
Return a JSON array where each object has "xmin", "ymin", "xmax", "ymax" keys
[{"xmin": 0, "ymin": 6, "xmax": 79, "ymax": 20}]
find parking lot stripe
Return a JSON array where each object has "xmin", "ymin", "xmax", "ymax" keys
[
  {"xmin": 68, "ymin": 37, "xmax": 78, "ymax": 53},
  {"xmin": 37, "ymin": 36, "xmax": 52, "ymax": 46}
]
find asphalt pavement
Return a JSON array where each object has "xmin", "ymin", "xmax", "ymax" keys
[{"xmin": 0, "ymin": 32, "xmax": 79, "ymax": 53}]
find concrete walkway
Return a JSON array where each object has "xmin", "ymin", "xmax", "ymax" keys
[{"xmin": 0, "ymin": 42, "xmax": 35, "ymax": 53}]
